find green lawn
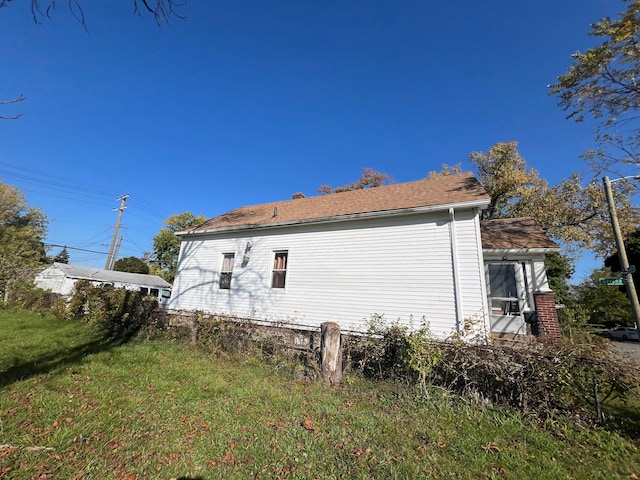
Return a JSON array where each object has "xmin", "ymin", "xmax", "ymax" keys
[{"xmin": 1, "ymin": 308, "xmax": 639, "ymax": 479}]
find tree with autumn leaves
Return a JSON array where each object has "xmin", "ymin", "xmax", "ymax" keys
[
  {"xmin": 329, "ymin": 143, "xmax": 639, "ymax": 259},
  {"xmin": 549, "ymin": 0, "xmax": 640, "ymax": 175},
  {"xmin": 467, "ymin": 141, "xmax": 640, "ymax": 258}
]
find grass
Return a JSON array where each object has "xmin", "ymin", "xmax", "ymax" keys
[{"xmin": 1, "ymin": 308, "xmax": 640, "ymax": 479}]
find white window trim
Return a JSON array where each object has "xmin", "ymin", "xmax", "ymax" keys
[{"xmin": 270, "ymin": 249, "xmax": 289, "ymax": 290}]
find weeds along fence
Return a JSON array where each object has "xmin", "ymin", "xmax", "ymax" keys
[
  {"xmin": 165, "ymin": 310, "xmax": 640, "ymax": 426},
  {"xmin": 7, "ymin": 281, "xmax": 640, "ymax": 428}
]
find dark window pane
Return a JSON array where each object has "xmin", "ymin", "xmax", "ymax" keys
[
  {"xmin": 272, "ymin": 271, "xmax": 286, "ymax": 289},
  {"xmin": 488, "ymin": 264, "xmax": 517, "ymax": 298},
  {"xmin": 220, "ymin": 253, "xmax": 235, "ymax": 289},
  {"xmin": 220, "ymin": 272, "xmax": 232, "ymax": 289}
]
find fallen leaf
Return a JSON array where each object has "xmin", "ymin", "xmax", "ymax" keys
[
  {"xmin": 353, "ymin": 447, "xmax": 372, "ymax": 458},
  {"xmin": 481, "ymin": 442, "xmax": 501, "ymax": 452},
  {"xmin": 302, "ymin": 416, "xmax": 315, "ymax": 432},
  {"xmin": 492, "ymin": 466, "xmax": 507, "ymax": 476},
  {"xmin": 222, "ymin": 442, "xmax": 236, "ymax": 465},
  {"xmin": 270, "ymin": 437, "xmax": 280, "ymax": 453},
  {"xmin": 267, "ymin": 421, "xmax": 284, "ymax": 431}
]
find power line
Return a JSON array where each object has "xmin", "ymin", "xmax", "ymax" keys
[
  {"xmin": 0, "ymin": 163, "xmax": 170, "ymax": 221},
  {"xmin": 0, "ymin": 164, "xmax": 119, "ymax": 198},
  {"xmin": 45, "ymin": 244, "xmax": 108, "ymax": 255}
]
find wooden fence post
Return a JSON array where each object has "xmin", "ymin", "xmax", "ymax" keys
[{"xmin": 320, "ymin": 322, "xmax": 342, "ymax": 385}]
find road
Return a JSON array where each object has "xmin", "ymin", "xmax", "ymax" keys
[{"xmin": 609, "ymin": 339, "xmax": 640, "ymax": 366}]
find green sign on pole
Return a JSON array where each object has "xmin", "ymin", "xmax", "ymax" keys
[{"xmin": 599, "ymin": 277, "xmax": 625, "ymax": 286}]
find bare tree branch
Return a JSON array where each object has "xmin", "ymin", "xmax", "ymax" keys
[
  {"xmin": 135, "ymin": 0, "xmax": 186, "ymax": 25},
  {"xmin": 0, "ymin": 0, "xmax": 186, "ymax": 28},
  {"xmin": 0, "ymin": 95, "xmax": 25, "ymax": 120}
]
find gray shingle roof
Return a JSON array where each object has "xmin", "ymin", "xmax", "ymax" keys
[{"xmin": 52, "ymin": 263, "xmax": 171, "ymax": 288}]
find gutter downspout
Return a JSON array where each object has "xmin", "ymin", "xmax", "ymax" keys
[{"xmin": 449, "ymin": 208, "xmax": 463, "ymax": 333}]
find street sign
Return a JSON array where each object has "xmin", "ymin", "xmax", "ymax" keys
[
  {"xmin": 599, "ymin": 278, "xmax": 625, "ymax": 286},
  {"xmin": 628, "ymin": 265, "xmax": 636, "ymax": 274}
]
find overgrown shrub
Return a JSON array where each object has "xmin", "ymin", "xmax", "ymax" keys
[
  {"xmin": 193, "ymin": 314, "xmax": 256, "ymax": 357},
  {"xmin": 343, "ymin": 314, "xmax": 410, "ymax": 380},
  {"xmin": 65, "ymin": 281, "xmax": 161, "ymax": 340},
  {"xmin": 8, "ymin": 281, "xmax": 65, "ymax": 315},
  {"xmin": 432, "ymin": 341, "xmax": 639, "ymax": 424},
  {"xmin": 157, "ymin": 312, "xmax": 321, "ymax": 378},
  {"xmin": 346, "ymin": 317, "xmax": 640, "ymax": 426}
]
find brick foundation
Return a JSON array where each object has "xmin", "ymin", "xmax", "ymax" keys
[{"xmin": 533, "ymin": 292, "xmax": 561, "ymax": 342}]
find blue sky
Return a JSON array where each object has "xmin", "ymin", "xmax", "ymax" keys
[{"xmin": 0, "ymin": 0, "xmax": 625, "ymax": 280}]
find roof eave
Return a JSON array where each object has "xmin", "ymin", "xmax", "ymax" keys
[
  {"xmin": 483, "ymin": 247, "xmax": 561, "ymax": 255},
  {"xmin": 177, "ymin": 199, "xmax": 490, "ymax": 237}
]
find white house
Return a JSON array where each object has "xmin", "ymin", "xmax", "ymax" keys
[
  {"xmin": 168, "ymin": 173, "xmax": 561, "ymax": 341},
  {"xmin": 35, "ymin": 263, "xmax": 172, "ymax": 305}
]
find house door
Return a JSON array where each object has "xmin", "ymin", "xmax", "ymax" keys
[{"xmin": 486, "ymin": 262, "xmax": 527, "ymax": 335}]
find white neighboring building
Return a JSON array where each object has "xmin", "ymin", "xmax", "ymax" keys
[
  {"xmin": 168, "ymin": 173, "xmax": 561, "ymax": 341},
  {"xmin": 35, "ymin": 263, "xmax": 172, "ymax": 305}
]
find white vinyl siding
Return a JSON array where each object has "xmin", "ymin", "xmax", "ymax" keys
[{"xmin": 169, "ymin": 209, "xmax": 487, "ymax": 338}]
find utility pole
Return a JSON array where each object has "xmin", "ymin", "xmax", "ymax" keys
[
  {"xmin": 105, "ymin": 194, "xmax": 129, "ymax": 270},
  {"xmin": 110, "ymin": 235, "xmax": 123, "ymax": 270},
  {"xmin": 603, "ymin": 176, "xmax": 640, "ymax": 329}
]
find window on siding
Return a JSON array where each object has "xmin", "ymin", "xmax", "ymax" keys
[
  {"xmin": 220, "ymin": 253, "xmax": 235, "ymax": 290},
  {"xmin": 271, "ymin": 251, "xmax": 288, "ymax": 289}
]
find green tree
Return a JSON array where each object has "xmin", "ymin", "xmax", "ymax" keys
[
  {"xmin": 113, "ymin": 256, "xmax": 150, "ymax": 274},
  {"xmin": 604, "ymin": 228, "xmax": 640, "ymax": 301},
  {"xmin": 318, "ymin": 168, "xmax": 391, "ymax": 194},
  {"xmin": 152, "ymin": 211, "xmax": 205, "ymax": 283},
  {"xmin": 549, "ymin": 0, "xmax": 640, "ymax": 173},
  {"xmin": 545, "ymin": 252, "xmax": 573, "ymax": 308},
  {"xmin": 52, "ymin": 246, "xmax": 69, "ymax": 264},
  {"xmin": 574, "ymin": 268, "xmax": 634, "ymax": 328},
  {"xmin": 0, "ymin": 179, "xmax": 48, "ymax": 299}
]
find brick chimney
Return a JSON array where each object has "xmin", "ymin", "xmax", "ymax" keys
[{"xmin": 292, "ymin": 192, "xmax": 306, "ymax": 200}]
